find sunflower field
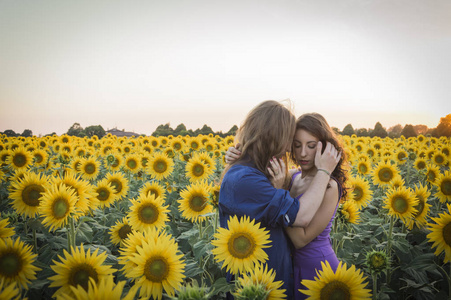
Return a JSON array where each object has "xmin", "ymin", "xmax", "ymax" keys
[{"xmin": 0, "ymin": 133, "xmax": 450, "ymax": 299}]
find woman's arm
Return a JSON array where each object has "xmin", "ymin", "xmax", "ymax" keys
[{"xmin": 285, "ymin": 179, "xmax": 339, "ymax": 249}]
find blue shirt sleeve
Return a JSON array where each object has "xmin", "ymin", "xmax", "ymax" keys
[{"xmin": 219, "ymin": 165, "xmax": 299, "ymax": 228}]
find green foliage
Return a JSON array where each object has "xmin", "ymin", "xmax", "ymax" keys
[{"xmin": 342, "ymin": 124, "xmax": 355, "ymax": 136}]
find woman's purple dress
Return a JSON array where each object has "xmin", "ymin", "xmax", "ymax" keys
[{"xmin": 290, "ymin": 171, "xmax": 342, "ymax": 300}]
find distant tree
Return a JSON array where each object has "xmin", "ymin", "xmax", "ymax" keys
[
  {"xmin": 3, "ymin": 129, "xmax": 18, "ymax": 137},
  {"xmin": 67, "ymin": 122, "xmax": 85, "ymax": 137},
  {"xmin": 199, "ymin": 124, "xmax": 214, "ymax": 135},
  {"xmin": 387, "ymin": 124, "xmax": 402, "ymax": 138},
  {"xmin": 432, "ymin": 114, "xmax": 451, "ymax": 137},
  {"xmin": 21, "ymin": 129, "xmax": 33, "ymax": 137},
  {"xmin": 85, "ymin": 125, "xmax": 105, "ymax": 138},
  {"xmin": 226, "ymin": 125, "xmax": 238, "ymax": 136},
  {"xmin": 400, "ymin": 124, "xmax": 417, "ymax": 138},
  {"xmin": 413, "ymin": 124, "xmax": 428, "ymax": 135},
  {"xmin": 174, "ymin": 124, "xmax": 187, "ymax": 136},
  {"xmin": 45, "ymin": 132, "xmax": 57, "ymax": 137},
  {"xmin": 371, "ymin": 122, "xmax": 387, "ymax": 138},
  {"xmin": 152, "ymin": 123, "xmax": 174, "ymax": 137},
  {"xmin": 342, "ymin": 124, "xmax": 355, "ymax": 136},
  {"xmin": 355, "ymin": 128, "xmax": 369, "ymax": 137}
]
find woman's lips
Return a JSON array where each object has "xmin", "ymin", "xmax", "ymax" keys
[{"xmin": 300, "ymin": 160, "xmax": 309, "ymax": 165}]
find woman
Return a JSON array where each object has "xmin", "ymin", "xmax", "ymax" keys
[
  {"xmin": 220, "ymin": 101, "xmax": 341, "ymax": 299},
  {"xmin": 225, "ymin": 112, "xmax": 347, "ymax": 299}
]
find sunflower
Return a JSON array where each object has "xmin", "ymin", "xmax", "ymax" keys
[
  {"xmin": 124, "ymin": 154, "xmax": 141, "ymax": 174},
  {"xmin": 405, "ymin": 183, "xmax": 431, "ymax": 230},
  {"xmin": 185, "ymin": 155, "xmax": 214, "ymax": 182},
  {"xmin": 178, "ymin": 181, "xmax": 213, "ymax": 223},
  {"xmin": 78, "ymin": 157, "xmax": 100, "ymax": 181},
  {"xmin": 70, "ymin": 157, "xmax": 83, "ymax": 172},
  {"xmin": 210, "ymin": 184, "xmax": 220, "ymax": 208},
  {"xmin": 393, "ymin": 149, "xmax": 408, "ymax": 164},
  {"xmin": 49, "ymin": 244, "xmax": 115, "ymax": 298},
  {"xmin": 110, "ymin": 217, "xmax": 134, "ymax": 246},
  {"xmin": 93, "ymin": 179, "xmax": 117, "ymax": 209},
  {"xmin": 212, "ymin": 215, "xmax": 271, "ymax": 275},
  {"xmin": 413, "ymin": 157, "xmax": 427, "ymax": 171},
  {"xmin": 432, "ymin": 152, "xmax": 447, "ymax": 167},
  {"xmin": 426, "ymin": 164, "xmax": 441, "ymax": 185},
  {"xmin": 188, "ymin": 137, "xmax": 202, "ymax": 151},
  {"xmin": 434, "ymin": 171, "xmax": 451, "ymax": 203},
  {"xmin": 127, "ymin": 194, "xmax": 169, "ymax": 231},
  {"xmin": 57, "ymin": 276, "xmax": 139, "ymax": 300},
  {"xmin": 140, "ymin": 181, "xmax": 166, "ymax": 200},
  {"xmin": 299, "ymin": 261, "xmax": 371, "ymax": 299},
  {"xmin": 0, "ymin": 218, "xmax": 15, "ymax": 239},
  {"xmin": 124, "ymin": 229, "xmax": 185, "ymax": 300},
  {"xmin": 371, "ymin": 161, "xmax": 399, "ymax": 186},
  {"xmin": 52, "ymin": 170, "xmax": 97, "ymax": 214},
  {"xmin": 0, "ymin": 237, "xmax": 41, "ymax": 289},
  {"xmin": 32, "ymin": 148, "xmax": 48, "ymax": 167},
  {"xmin": 0, "ymin": 278, "xmax": 20, "ymax": 300},
  {"xmin": 390, "ymin": 175, "xmax": 405, "ymax": 190},
  {"xmin": 356, "ymin": 159, "xmax": 371, "ymax": 176},
  {"xmin": 105, "ymin": 172, "xmax": 129, "ymax": 199},
  {"xmin": 170, "ymin": 138, "xmax": 184, "ymax": 152},
  {"xmin": 383, "ymin": 186, "xmax": 418, "ymax": 223},
  {"xmin": 6, "ymin": 147, "xmax": 32, "ymax": 171},
  {"xmin": 118, "ymin": 230, "xmax": 148, "ymax": 275},
  {"xmin": 347, "ymin": 175, "xmax": 372, "ymax": 210},
  {"xmin": 235, "ymin": 263, "xmax": 286, "ymax": 300},
  {"xmin": 9, "ymin": 172, "xmax": 49, "ymax": 218},
  {"xmin": 338, "ymin": 201, "xmax": 360, "ymax": 224},
  {"xmin": 40, "ymin": 183, "xmax": 79, "ymax": 231},
  {"xmin": 147, "ymin": 152, "xmax": 174, "ymax": 181},
  {"xmin": 427, "ymin": 204, "xmax": 451, "ymax": 263},
  {"xmin": 105, "ymin": 151, "xmax": 123, "ymax": 172}
]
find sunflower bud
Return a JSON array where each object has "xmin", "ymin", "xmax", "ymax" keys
[
  {"xmin": 365, "ymin": 250, "xmax": 389, "ymax": 274},
  {"xmin": 234, "ymin": 283, "xmax": 269, "ymax": 300}
]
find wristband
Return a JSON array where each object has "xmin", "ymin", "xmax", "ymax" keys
[{"xmin": 317, "ymin": 168, "xmax": 331, "ymax": 176}]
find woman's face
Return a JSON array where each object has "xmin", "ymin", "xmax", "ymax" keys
[{"xmin": 293, "ymin": 129, "xmax": 319, "ymax": 172}]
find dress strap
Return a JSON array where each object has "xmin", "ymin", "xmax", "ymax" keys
[{"xmin": 288, "ymin": 170, "xmax": 302, "ymax": 190}]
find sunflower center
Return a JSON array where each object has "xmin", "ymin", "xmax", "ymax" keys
[
  {"xmin": 378, "ymin": 168, "xmax": 393, "ymax": 182},
  {"xmin": 0, "ymin": 252, "xmax": 22, "ymax": 278},
  {"xmin": 228, "ymin": 233, "xmax": 255, "ymax": 259},
  {"xmin": 154, "ymin": 161, "xmax": 167, "ymax": 173},
  {"xmin": 139, "ymin": 204, "xmax": 159, "ymax": 224},
  {"xmin": 174, "ymin": 143, "xmax": 181, "ymax": 150},
  {"xmin": 149, "ymin": 189, "xmax": 160, "ymax": 198},
  {"xmin": 353, "ymin": 187, "xmax": 363, "ymax": 201},
  {"xmin": 52, "ymin": 197, "xmax": 69, "ymax": 219},
  {"xmin": 97, "ymin": 188, "xmax": 110, "ymax": 201},
  {"xmin": 413, "ymin": 195, "xmax": 425, "ymax": 217},
  {"xmin": 191, "ymin": 142, "xmax": 199, "ymax": 149},
  {"xmin": 22, "ymin": 184, "xmax": 45, "ymax": 207},
  {"xmin": 193, "ymin": 164, "xmax": 204, "ymax": 177},
  {"xmin": 110, "ymin": 179, "xmax": 123, "ymax": 193},
  {"xmin": 392, "ymin": 196, "xmax": 408, "ymax": 213},
  {"xmin": 144, "ymin": 257, "xmax": 169, "ymax": 283},
  {"xmin": 118, "ymin": 224, "xmax": 132, "ymax": 240},
  {"xmin": 320, "ymin": 281, "xmax": 351, "ymax": 300},
  {"xmin": 359, "ymin": 164, "xmax": 367, "ymax": 174},
  {"xmin": 69, "ymin": 263, "xmax": 98, "ymax": 290},
  {"xmin": 35, "ymin": 154, "xmax": 43, "ymax": 163},
  {"xmin": 398, "ymin": 152, "xmax": 406, "ymax": 160},
  {"xmin": 84, "ymin": 163, "xmax": 96, "ymax": 175},
  {"xmin": 112, "ymin": 159, "xmax": 119, "ymax": 168},
  {"xmin": 439, "ymin": 221, "xmax": 451, "ymax": 249},
  {"xmin": 13, "ymin": 153, "xmax": 27, "ymax": 167},
  {"xmin": 427, "ymin": 171, "xmax": 436, "ymax": 182},
  {"xmin": 417, "ymin": 161, "xmax": 426, "ymax": 169},
  {"xmin": 371, "ymin": 254, "xmax": 386, "ymax": 269},
  {"xmin": 441, "ymin": 179, "xmax": 451, "ymax": 196},
  {"xmin": 127, "ymin": 159, "xmax": 137, "ymax": 169},
  {"xmin": 435, "ymin": 155, "xmax": 445, "ymax": 164},
  {"xmin": 189, "ymin": 196, "xmax": 207, "ymax": 212}
]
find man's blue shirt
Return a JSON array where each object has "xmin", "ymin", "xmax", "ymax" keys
[{"xmin": 219, "ymin": 162, "xmax": 300, "ymax": 298}]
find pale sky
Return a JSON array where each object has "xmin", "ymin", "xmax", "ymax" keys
[{"xmin": 1, "ymin": 0, "xmax": 450, "ymax": 136}]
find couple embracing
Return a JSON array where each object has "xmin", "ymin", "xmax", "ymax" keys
[{"xmin": 219, "ymin": 100, "xmax": 347, "ymax": 299}]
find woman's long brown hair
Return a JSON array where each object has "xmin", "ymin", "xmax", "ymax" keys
[{"xmin": 223, "ymin": 100, "xmax": 296, "ymax": 183}]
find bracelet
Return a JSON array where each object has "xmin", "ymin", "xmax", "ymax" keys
[{"xmin": 317, "ymin": 168, "xmax": 331, "ymax": 176}]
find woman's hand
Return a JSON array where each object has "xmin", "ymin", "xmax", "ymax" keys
[
  {"xmin": 268, "ymin": 157, "xmax": 286, "ymax": 189},
  {"xmin": 224, "ymin": 144, "xmax": 241, "ymax": 164},
  {"xmin": 315, "ymin": 141, "xmax": 341, "ymax": 174}
]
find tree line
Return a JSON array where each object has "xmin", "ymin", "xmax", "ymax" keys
[{"xmin": 1, "ymin": 114, "xmax": 450, "ymax": 138}]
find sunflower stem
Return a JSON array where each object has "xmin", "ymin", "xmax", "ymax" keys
[
  {"xmin": 372, "ymin": 272, "xmax": 378, "ymax": 300},
  {"xmin": 333, "ymin": 216, "xmax": 339, "ymax": 253},
  {"xmin": 69, "ymin": 216, "xmax": 76, "ymax": 252},
  {"xmin": 386, "ymin": 216, "xmax": 395, "ymax": 284},
  {"xmin": 198, "ymin": 221, "xmax": 204, "ymax": 239},
  {"xmin": 32, "ymin": 227, "xmax": 38, "ymax": 254}
]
